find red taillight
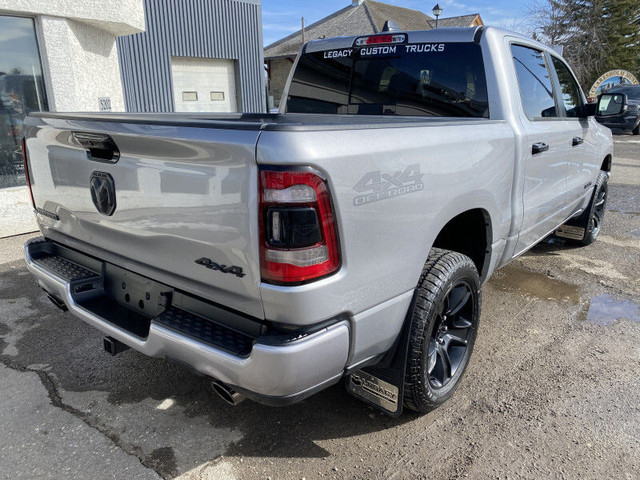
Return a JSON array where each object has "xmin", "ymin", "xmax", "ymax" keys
[
  {"xmin": 22, "ymin": 137, "xmax": 35, "ymax": 209},
  {"xmin": 259, "ymin": 168, "xmax": 340, "ymax": 285}
]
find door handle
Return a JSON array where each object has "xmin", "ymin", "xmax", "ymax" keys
[
  {"xmin": 572, "ymin": 136, "xmax": 584, "ymax": 146},
  {"xmin": 73, "ymin": 132, "xmax": 120, "ymax": 163},
  {"xmin": 532, "ymin": 142, "xmax": 549, "ymax": 155}
]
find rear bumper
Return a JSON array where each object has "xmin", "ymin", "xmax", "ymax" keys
[{"xmin": 24, "ymin": 238, "xmax": 350, "ymax": 404}]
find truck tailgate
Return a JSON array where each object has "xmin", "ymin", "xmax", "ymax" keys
[{"xmin": 24, "ymin": 115, "xmax": 264, "ymax": 319}]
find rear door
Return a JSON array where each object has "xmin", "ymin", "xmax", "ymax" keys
[
  {"xmin": 24, "ymin": 115, "xmax": 264, "ymax": 318},
  {"xmin": 511, "ymin": 44, "xmax": 569, "ymax": 254}
]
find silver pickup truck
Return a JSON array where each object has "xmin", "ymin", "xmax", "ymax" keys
[{"xmin": 22, "ymin": 27, "xmax": 616, "ymax": 416}]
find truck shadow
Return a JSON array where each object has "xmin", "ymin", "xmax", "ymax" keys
[
  {"xmin": 0, "ymin": 261, "xmax": 417, "ymax": 477},
  {"xmin": 524, "ymin": 236, "xmax": 588, "ymax": 256}
]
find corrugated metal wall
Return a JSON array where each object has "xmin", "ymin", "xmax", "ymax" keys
[{"xmin": 117, "ymin": 0, "xmax": 265, "ymax": 113}]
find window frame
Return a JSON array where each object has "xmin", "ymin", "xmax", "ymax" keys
[
  {"xmin": 510, "ymin": 42, "xmax": 562, "ymax": 122},
  {"xmin": 0, "ymin": 14, "xmax": 49, "ymax": 190},
  {"xmin": 0, "ymin": 14, "xmax": 49, "ymax": 111}
]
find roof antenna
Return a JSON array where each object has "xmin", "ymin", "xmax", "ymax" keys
[{"xmin": 382, "ymin": 20, "xmax": 401, "ymax": 32}]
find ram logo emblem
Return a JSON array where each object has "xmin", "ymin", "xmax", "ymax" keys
[{"xmin": 89, "ymin": 171, "xmax": 116, "ymax": 216}]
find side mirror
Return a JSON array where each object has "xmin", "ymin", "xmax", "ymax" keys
[
  {"xmin": 597, "ymin": 93, "xmax": 627, "ymax": 117},
  {"xmin": 580, "ymin": 102, "xmax": 597, "ymax": 117}
]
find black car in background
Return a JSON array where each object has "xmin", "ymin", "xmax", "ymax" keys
[{"xmin": 596, "ymin": 85, "xmax": 640, "ymax": 135}]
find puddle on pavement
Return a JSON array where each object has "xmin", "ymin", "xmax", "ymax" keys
[
  {"xmin": 581, "ymin": 294, "xmax": 640, "ymax": 326},
  {"xmin": 489, "ymin": 266, "xmax": 580, "ymax": 304},
  {"xmin": 489, "ymin": 267, "xmax": 640, "ymax": 327}
]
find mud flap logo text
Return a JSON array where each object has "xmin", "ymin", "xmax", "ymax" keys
[{"xmin": 353, "ymin": 164, "xmax": 424, "ymax": 207}]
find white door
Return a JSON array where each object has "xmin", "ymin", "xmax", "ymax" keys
[{"xmin": 171, "ymin": 57, "xmax": 238, "ymax": 112}]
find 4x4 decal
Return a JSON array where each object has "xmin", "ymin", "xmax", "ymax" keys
[
  {"xmin": 195, "ymin": 257, "xmax": 245, "ymax": 278},
  {"xmin": 353, "ymin": 164, "xmax": 424, "ymax": 206}
]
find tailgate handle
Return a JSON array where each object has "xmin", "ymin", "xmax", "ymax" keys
[{"xmin": 73, "ymin": 132, "xmax": 120, "ymax": 163}]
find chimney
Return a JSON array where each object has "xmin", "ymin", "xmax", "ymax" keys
[{"xmin": 352, "ymin": 0, "xmax": 365, "ymax": 6}]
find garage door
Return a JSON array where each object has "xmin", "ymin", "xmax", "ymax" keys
[{"xmin": 171, "ymin": 57, "xmax": 238, "ymax": 113}]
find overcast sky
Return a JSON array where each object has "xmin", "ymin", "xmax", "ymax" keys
[{"xmin": 262, "ymin": 0, "xmax": 531, "ymax": 46}]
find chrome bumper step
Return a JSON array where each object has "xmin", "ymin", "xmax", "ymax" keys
[{"xmin": 25, "ymin": 237, "xmax": 351, "ymax": 401}]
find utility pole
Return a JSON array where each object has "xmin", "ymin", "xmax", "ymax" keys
[{"xmin": 301, "ymin": 17, "xmax": 306, "ymax": 43}]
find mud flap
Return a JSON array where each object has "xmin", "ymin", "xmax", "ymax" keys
[
  {"xmin": 346, "ymin": 293, "xmax": 415, "ymax": 417},
  {"xmin": 555, "ymin": 224, "xmax": 585, "ymax": 241}
]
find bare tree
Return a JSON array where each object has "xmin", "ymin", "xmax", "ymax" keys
[{"xmin": 526, "ymin": 0, "xmax": 610, "ymax": 90}]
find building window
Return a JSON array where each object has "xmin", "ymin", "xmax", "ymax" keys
[
  {"xmin": 210, "ymin": 91, "xmax": 225, "ymax": 101},
  {"xmin": 182, "ymin": 91, "xmax": 198, "ymax": 101},
  {"xmin": 0, "ymin": 16, "xmax": 48, "ymax": 189}
]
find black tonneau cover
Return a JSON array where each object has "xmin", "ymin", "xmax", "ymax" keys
[{"xmin": 30, "ymin": 111, "xmax": 497, "ymax": 133}]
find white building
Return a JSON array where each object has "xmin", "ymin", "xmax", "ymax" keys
[
  {"xmin": 0, "ymin": 0, "xmax": 264, "ymax": 237},
  {"xmin": 0, "ymin": 1, "xmax": 144, "ymax": 236}
]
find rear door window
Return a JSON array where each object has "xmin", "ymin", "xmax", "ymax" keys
[{"xmin": 511, "ymin": 45, "xmax": 558, "ymax": 119}]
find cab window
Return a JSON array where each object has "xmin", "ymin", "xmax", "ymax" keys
[{"xmin": 287, "ymin": 43, "xmax": 489, "ymax": 117}]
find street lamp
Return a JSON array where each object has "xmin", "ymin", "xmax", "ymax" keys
[{"xmin": 432, "ymin": 4, "xmax": 442, "ymax": 28}]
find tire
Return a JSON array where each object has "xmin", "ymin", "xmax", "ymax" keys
[
  {"xmin": 567, "ymin": 171, "xmax": 609, "ymax": 246},
  {"xmin": 403, "ymin": 248, "xmax": 481, "ymax": 413},
  {"xmin": 633, "ymin": 124, "xmax": 639, "ymax": 135}
]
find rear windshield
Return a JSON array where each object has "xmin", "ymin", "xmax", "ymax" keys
[{"xmin": 286, "ymin": 42, "xmax": 489, "ymax": 118}]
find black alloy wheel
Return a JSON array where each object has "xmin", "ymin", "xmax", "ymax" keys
[
  {"xmin": 588, "ymin": 175, "xmax": 608, "ymax": 240},
  {"xmin": 404, "ymin": 248, "xmax": 481, "ymax": 413},
  {"xmin": 426, "ymin": 280, "xmax": 475, "ymax": 389},
  {"xmin": 577, "ymin": 170, "xmax": 609, "ymax": 246}
]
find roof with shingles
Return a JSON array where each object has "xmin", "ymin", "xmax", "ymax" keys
[
  {"xmin": 430, "ymin": 14, "xmax": 480, "ymax": 28},
  {"xmin": 264, "ymin": 0, "xmax": 434, "ymax": 59},
  {"xmin": 265, "ymin": 1, "xmax": 482, "ymax": 59}
]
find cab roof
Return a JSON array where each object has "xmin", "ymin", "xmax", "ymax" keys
[{"xmin": 304, "ymin": 26, "xmax": 554, "ymax": 56}]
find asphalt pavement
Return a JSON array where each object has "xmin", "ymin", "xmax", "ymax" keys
[{"xmin": 0, "ymin": 134, "xmax": 638, "ymax": 480}]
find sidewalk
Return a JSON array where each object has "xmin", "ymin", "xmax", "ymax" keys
[
  {"xmin": 0, "ymin": 232, "xmax": 38, "ymax": 264},
  {"xmin": 0, "ymin": 187, "xmax": 38, "ymax": 239}
]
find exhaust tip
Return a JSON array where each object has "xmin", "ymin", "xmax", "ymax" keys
[
  {"xmin": 211, "ymin": 380, "xmax": 245, "ymax": 406},
  {"xmin": 46, "ymin": 293, "xmax": 68, "ymax": 312}
]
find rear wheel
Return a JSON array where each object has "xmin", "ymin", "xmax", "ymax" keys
[
  {"xmin": 404, "ymin": 248, "xmax": 481, "ymax": 413},
  {"xmin": 633, "ymin": 124, "xmax": 639, "ymax": 135}
]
